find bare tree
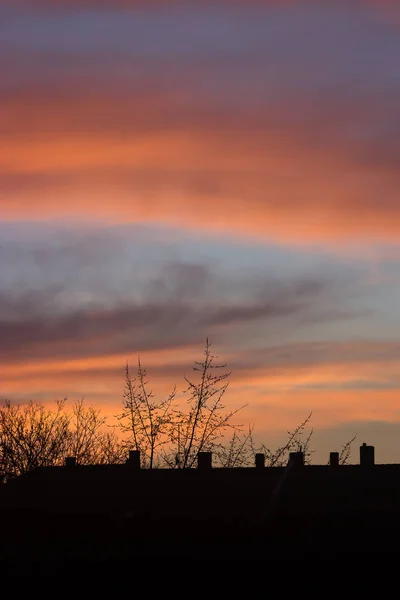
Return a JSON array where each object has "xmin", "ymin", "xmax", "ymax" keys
[
  {"xmin": 213, "ymin": 425, "xmax": 255, "ymax": 468},
  {"xmin": 219, "ymin": 412, "xmax": 357, "ymax": 469},
  {"xmin": 67, "ymin": 399, "xmax": 125, "ymax": 465},
  {"xmin": 0, "ymin": 399, "xmax": 71, "ymax": 481},
  {"xmin": 0, "ymin": 398, "xmax": 126, "ymax": 481},
  {"xmin": 116, "ymin": 359, "xmax": 176, "ymax": 468},
  {"xmin": 165, "ymin": 338, "xmax": 246, "ymax": 469},
  {"xmin": 338, "ymin": 434, "xmax": 357, "ymax": 465},
  {"xmin": 119, "ymin": 339, "xmax": 313, "ymax": 470},
  {"xmin": 213, "ymin": 412, "xmax": 315, "ymax": 468},
  {"xmin": 259, "ymin": 412, "xmax": 314, "ymax": 466},
  {"xmin": 95, "ymin": 428, "xmax": 127, "ymax": 464}
]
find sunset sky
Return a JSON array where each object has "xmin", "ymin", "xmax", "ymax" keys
[{"xmin": 1, "ymin": 0, "xmax": 400, "ymax": 463}]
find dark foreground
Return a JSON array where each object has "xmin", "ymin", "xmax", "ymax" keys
[{"xmin": 2, "ymin": 458, "xmax": 400, "ymax": 569}]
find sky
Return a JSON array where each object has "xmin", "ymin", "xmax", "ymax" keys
[{"xmin": 1, "ymin": 0, "xmax": 400, "ymax": 464}]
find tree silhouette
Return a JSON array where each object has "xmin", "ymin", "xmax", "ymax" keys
[
  {"xmin": 164, "ymin": 338, "xmax": 246, "ymax": 468},
  {"xmin": 0, "ymin": 399, "xmax": 70, "ymax": 481},
  {"xmin": 213, "ymin": 413, "xmax": 315, "ymax": 468},
  {"xmin": 0, "ymin": 398, "xmax": 125, "ymax": 481},
  {"xmin": 338, "ymin": 434, "xmax": 357, "ymax": 465},
  {"xmin": 69, "ymin": 399, "xmax": 125, "ymax": 465},
  {"xmin": 257, "ymin": 412, "xmax": 314, "ymax": 467},
  {"xmin": 116, "ymin": 359, "xmax": 176, "ymax": 468}
]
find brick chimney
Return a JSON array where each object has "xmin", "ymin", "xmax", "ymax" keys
[
  {"xmin": 255, "ymin": 453, "xmax": 265, "ymax": 469},
  {"xmin": 329, "ymin": 452, "xmax": 339, "ymax": 467},
  {"xmin": 360, "ymin": 443, "xmax": 374, "ymax": 467},
  {"xmin": 197, "ymin": 452, "xmax": 212, "ymax": 470},
  {"xmin": 289, "ymin": 451, "xmax": 304, "ymax": 468},
  {"xmin": 127, "ymin": 450, "xmax": 141, "ymax": 469}
]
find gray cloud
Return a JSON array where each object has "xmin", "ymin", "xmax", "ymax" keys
[
  {"xmin": 229, "ymin": 339, "xmax": 400, "ymax": 374},
  {"xmin": 0, "ymin": 261, "xmax": 350, "ymax": 362},
  {"xmin": 0, "ymin": 218, "xmax": 375, "ymax": 364}
]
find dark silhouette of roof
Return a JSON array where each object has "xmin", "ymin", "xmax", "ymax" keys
[{"xmin": 2, "ymin": 444, "xmax": 400, "ymax": 568}]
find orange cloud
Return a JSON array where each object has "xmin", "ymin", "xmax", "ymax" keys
[
  {"xmin": 1, "ymin": 1, "xmax": 399, "ymax": 249},
  {"xmin": 2, "ymin": 338, "xmax": 399, "ymax": 399},
  {"xmin": 2, "ymin": 351, "xmax": 400, "ymax": 434},
  {"xmin": 1, "ymin": 132, "xmax": 398, "ymax": 245},
  {"xmin": 1, "ymin": 86, "xmax": 399, "ymax": 245}
]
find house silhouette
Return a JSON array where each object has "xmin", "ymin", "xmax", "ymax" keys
[{"xmin": 1, "ymin": 442, "xmax": 400, "ymax": 567}]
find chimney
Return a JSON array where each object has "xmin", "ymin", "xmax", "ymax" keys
[
  {"xmin": 127, "ymin": 450, "xmax": 141, "ymax": 469},
  {"xmin": 289, "ymin": 451, "xmax": 304, "ymax": 468},
  {"xmin": 65, "ymin": 456, "xmax": 76, "ymax": 468},
  {"xmin": 329, "ymin": 452, "xmax": 339, "ymax": 467},
  {"xmin": 255, "ymin": 453, "xmax": 265, "ymax": 469},
  {"xmin": 360, "ymin": 443, "xmax": 374, "ymax": 467},
  {"xmin": 197, "ymin": 452, "xmax": 212, "ymax": 470}
]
